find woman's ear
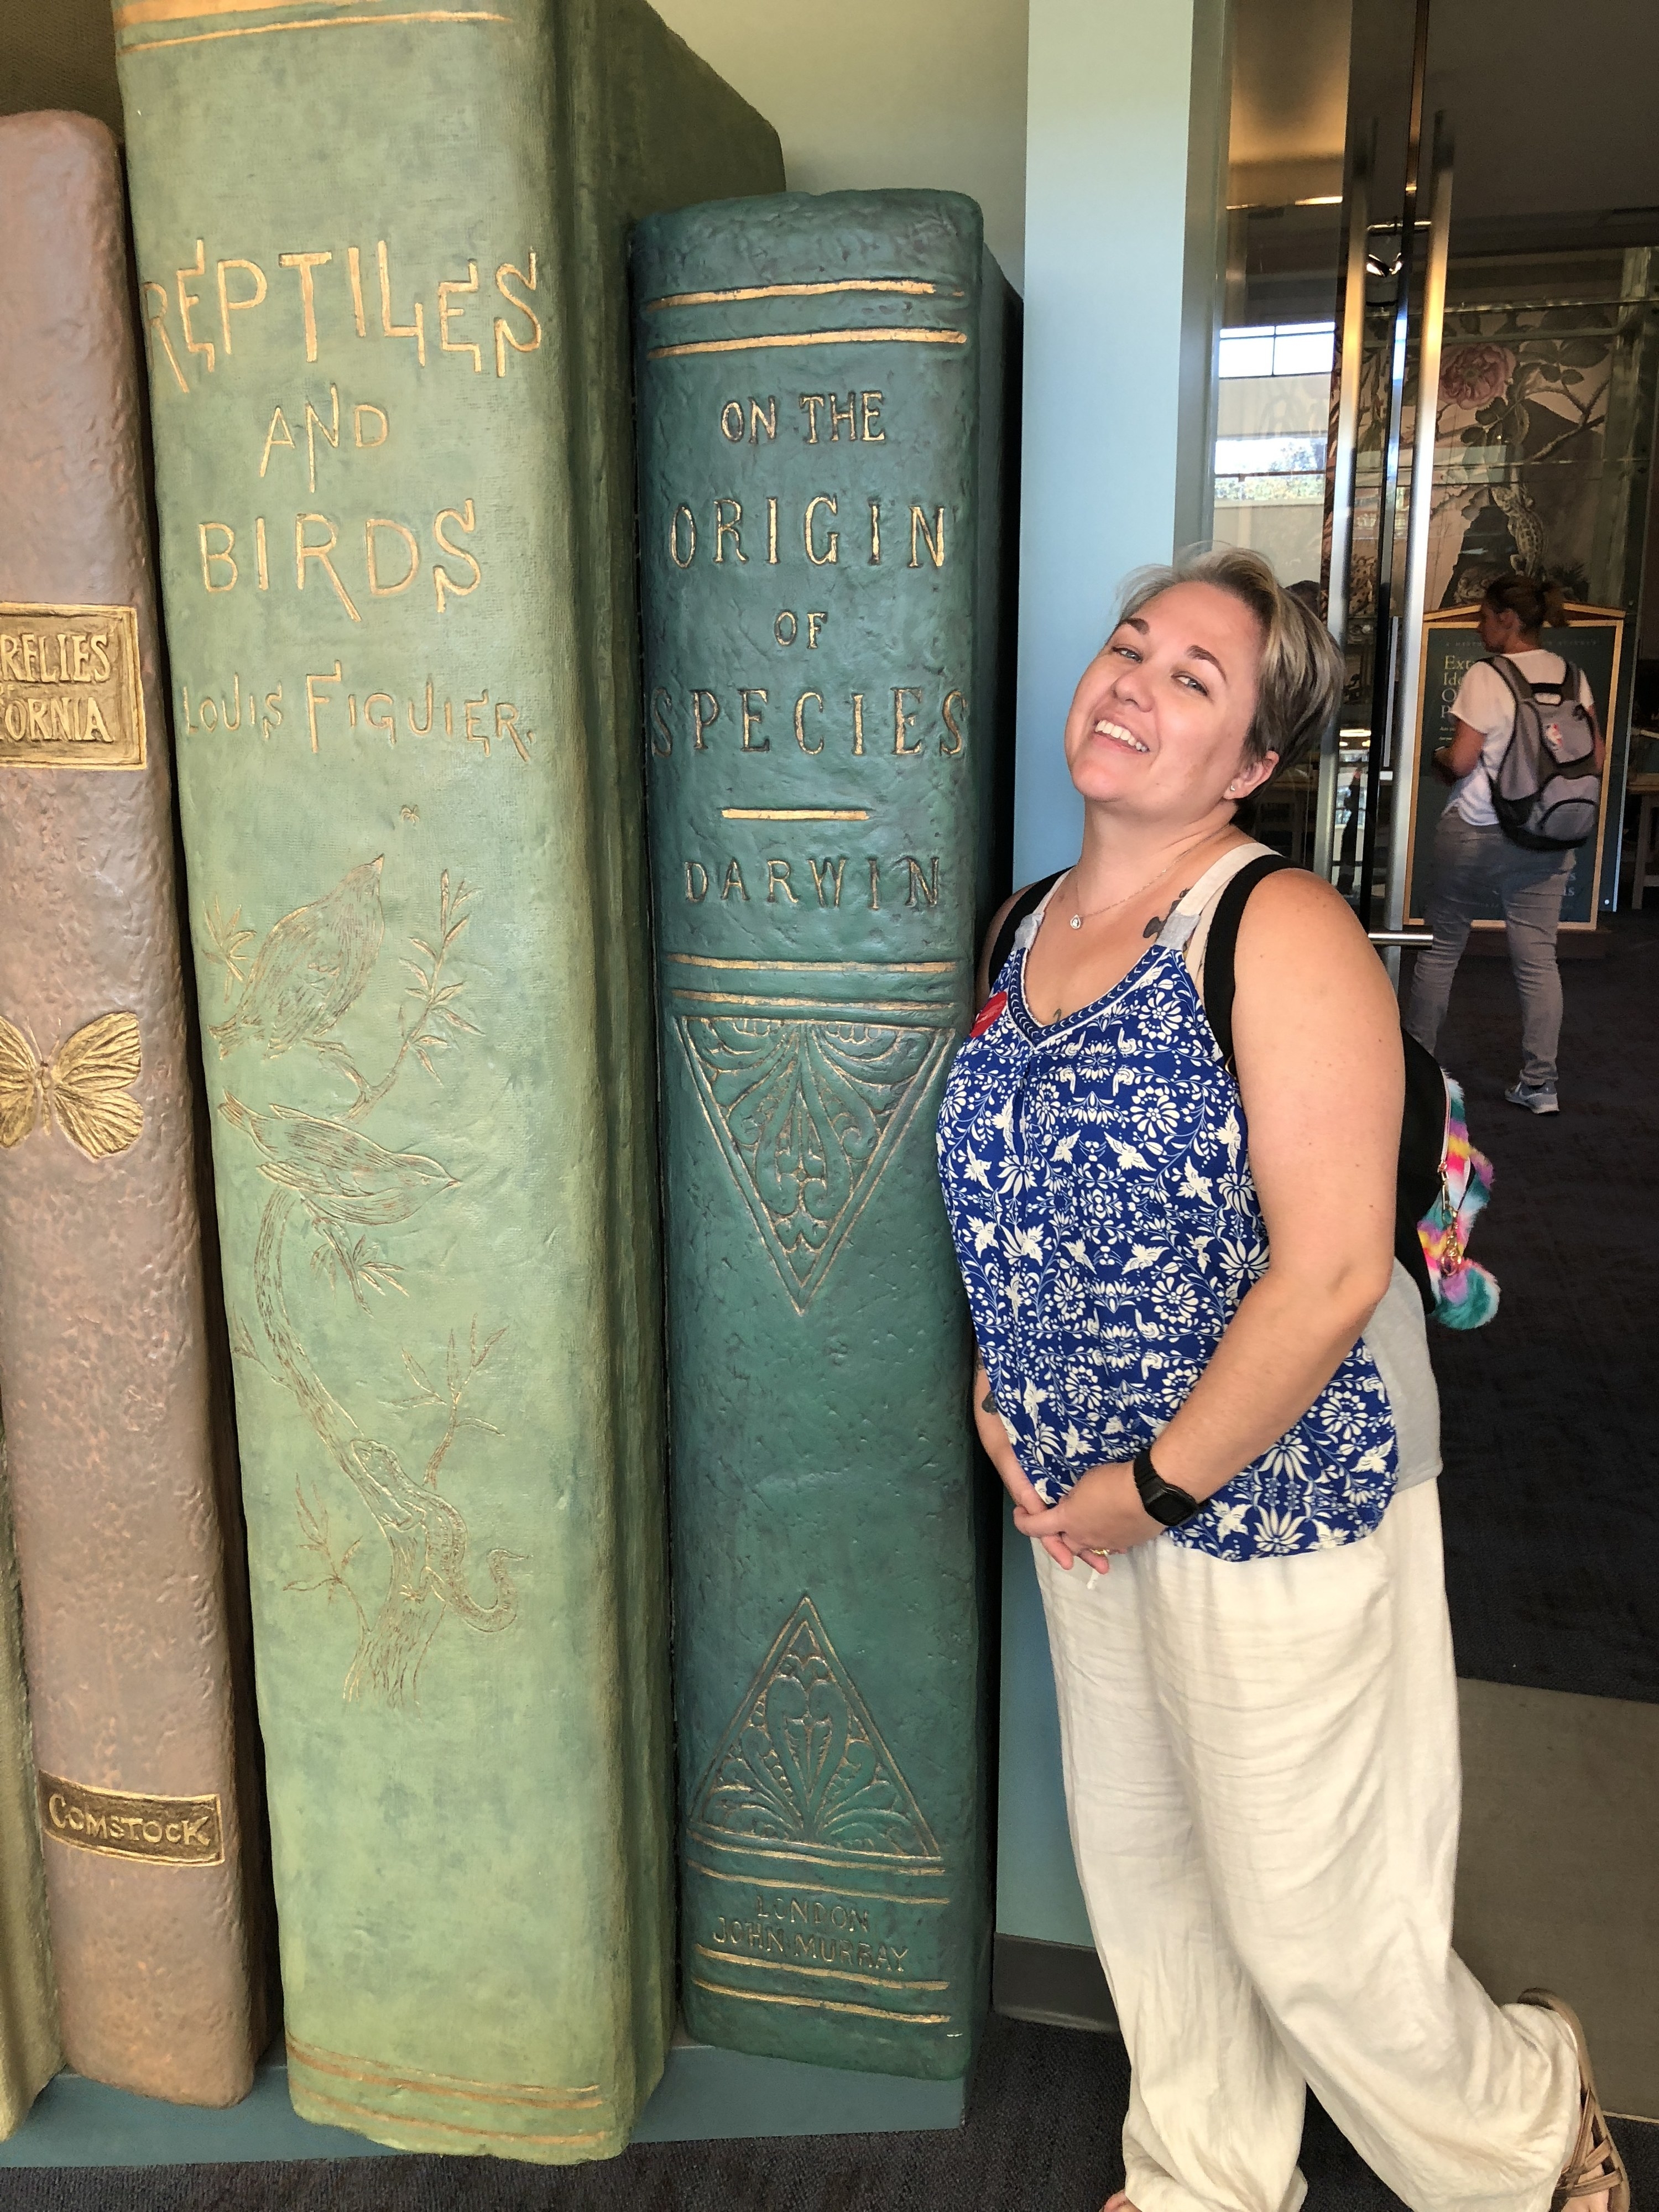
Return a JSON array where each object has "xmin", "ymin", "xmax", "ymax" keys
[{"xmin": 1225, "ymin": 750, "xmax": 1279, "ymax": 804}]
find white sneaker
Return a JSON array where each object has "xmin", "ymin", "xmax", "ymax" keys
[{"xmin": 1504, "ymin": 1078, "xmax": 1559, "ymax": 1115}]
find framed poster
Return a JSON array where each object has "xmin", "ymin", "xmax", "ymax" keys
[{"xmin": 1404, "ymin": 603, "xmax": 1625, "ymax": 931}]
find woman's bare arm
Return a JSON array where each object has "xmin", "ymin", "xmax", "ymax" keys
[
  {"xmin": 1014, "ymin": 870, "xmax": 1401, "ymax": 1559},
  {"xmin": 1439, "ymin": 714, "xmax": 1486, "ymax": 778},
  {"xmin": 1145, "ymin": 870, "xmax": 1400, "ymax": 1492}
]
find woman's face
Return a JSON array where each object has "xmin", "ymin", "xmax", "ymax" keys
[{"xmin": 1063, "ymin": 581, "xmax": 1276, "ymax": 822}]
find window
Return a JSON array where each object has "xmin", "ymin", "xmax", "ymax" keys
[{"xmin": 1212, "ymin": 322, "xmax": 1334, "ymax": 585}]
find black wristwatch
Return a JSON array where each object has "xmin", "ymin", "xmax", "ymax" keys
[{"xmin": 1133, "ymin": 1447, "xmax": 1203, "ymax": 1528}]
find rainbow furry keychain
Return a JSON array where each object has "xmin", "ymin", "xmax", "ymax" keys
[{"xmin": 1418, "ymin": 1076, "xmax": 1499, "ymax": 1329}]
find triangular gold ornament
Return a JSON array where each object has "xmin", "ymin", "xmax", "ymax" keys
[
  {"xmin": 672, "ymin": 1009, "xmax": 951, "ymax": 1313},
  {"xmin": 689, "ymin": 1595, "xmax": 942, "ymax": 1868}
]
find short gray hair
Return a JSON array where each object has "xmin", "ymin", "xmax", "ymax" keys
[{"xmin": 1115, "ymin": 545, "xmax": 1343, "ymax": 774}]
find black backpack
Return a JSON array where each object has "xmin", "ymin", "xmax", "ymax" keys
[
  {"xmin": 985, "ymin": 855, "xmax": 1457, "ymax": 1317},
  {"xmin": 1486, "ymin": 655, "xmax": 1600, "ymax": 851}
]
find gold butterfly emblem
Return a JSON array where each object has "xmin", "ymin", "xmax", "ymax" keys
[{"xmin": 0, "ymin": 1011, "xmax": 144, "ymax": 1160}]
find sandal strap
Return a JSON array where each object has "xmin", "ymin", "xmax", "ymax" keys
[
  {"xmin": 1519, "ymin": 1990, "xmax": 1629, "ymax": 2212},
  {"xmin": 1556, "ymin": 2104, "xmax": 1621, "ymax": 2200}
]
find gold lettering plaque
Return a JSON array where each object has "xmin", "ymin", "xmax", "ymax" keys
[
  {"xmin": 38, "ymin": 1773, "xmax": 223, "ymax": 1866},
  {"xmin": 0, "ymin": 604, "xmax": 146, "ymax": 770}
]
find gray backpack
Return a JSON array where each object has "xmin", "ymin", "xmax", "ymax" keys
[{"xmin": 1487, "ymin": 655, "xmax": 1601, "ymax": 851}]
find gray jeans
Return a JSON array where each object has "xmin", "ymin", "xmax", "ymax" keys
[{"xmin": 1404, "ymin": 808, "xmax": 1575, "ymax": 1087}]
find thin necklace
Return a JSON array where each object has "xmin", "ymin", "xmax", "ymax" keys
[{"xmin": 1062, "ymin": 831, "xmax": 1227, "ymax": 930}]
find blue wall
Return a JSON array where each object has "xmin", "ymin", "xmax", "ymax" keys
[{"xmin": 999, "ymin": 0, "xmax": 1230, "ymax": 1950}]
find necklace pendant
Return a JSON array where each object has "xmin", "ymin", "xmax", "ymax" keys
[{"xmin": 1069, "ymin": 913, "xmax": 1083, "ymax": 930}]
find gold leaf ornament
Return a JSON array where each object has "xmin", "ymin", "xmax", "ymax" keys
[{"xmin": 0, "ymin": 1010, "xmax": 144, "ymax": 1159}]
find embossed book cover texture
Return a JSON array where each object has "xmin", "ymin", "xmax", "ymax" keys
[
  {"xmin": 634, "ymin": 191, "xmax": 1011, "ymax": 2080},
  {"xmin": 0, "ymin": 111, "xmax": 264, "ymax": 2110},
  {"xmin": 115, "ymin": 0, "xmax": 782, "ymax": 2162},
  {"xmin": 0, "ymin": 1444, "xmax": 58, "ymax": 2140}
]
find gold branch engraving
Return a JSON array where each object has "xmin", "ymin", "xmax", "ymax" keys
[
  {"xmin": 38, "ymin": 1774, "xmax": 223, "ymax": 1866},
  {"xmin": 214, "ymin": 860, "xmax": 518, "ymax": 1706}
]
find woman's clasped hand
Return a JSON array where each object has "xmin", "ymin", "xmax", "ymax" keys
[{"xmin": 972, "ymin": 1366, "xmax": 1157, "ymax": 1568}]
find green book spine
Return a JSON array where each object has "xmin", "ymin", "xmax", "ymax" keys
[
  {"xmin": 633, "ymin": 191, "xmax": 1011, "ymax": 2080},
  {"xmin": 0, "ymin": 1444, "xmax": 59, "ymax": 2142},
  {"xmin": 115, "ymin": 0, "xmax": 780, "ymax": 2161}
]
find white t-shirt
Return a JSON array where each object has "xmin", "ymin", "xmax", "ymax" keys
[{"xmin": 1447, "ymin": 650, "xmax": 1594, "ymax": 827}]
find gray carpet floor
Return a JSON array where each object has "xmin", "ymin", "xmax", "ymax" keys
[
  {"xmin": 1415, "ymin": 912, "xmax": 1659, "ymax": 1699},
  {"xmin": 2, "ymin": 2012, "xmax": 1653, "ymax": 2209}
]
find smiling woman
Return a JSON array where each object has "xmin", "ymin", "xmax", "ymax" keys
[{"xmin": 935, "ymin": 544, "xmax": 1626, "ymax": 2212}]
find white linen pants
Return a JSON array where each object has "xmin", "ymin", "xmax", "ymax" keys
[{"xmin": 1035, "ymin": 1483, "xmax": 1580, "ymax": 2212}]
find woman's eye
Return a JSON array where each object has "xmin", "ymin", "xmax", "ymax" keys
[
  {"xmin": 1175, "ymin": 670, "xmax": 1208, "ymax": 696},
  {"xmin": 1111, "ymin": 644, "xmax": 1140, "ymax": 663}
]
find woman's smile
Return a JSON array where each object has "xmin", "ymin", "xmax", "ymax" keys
[{"xmin": 1091, "ymin": 715, "xmax": 1150, "ymax": 755}]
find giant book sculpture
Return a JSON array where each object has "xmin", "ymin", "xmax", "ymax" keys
[
  {"xmin": 0, "ymin": 1444, "xmax": 58, "ymax": 2140},
  {"xmin": 0, "ymin": 111, "xmax": 264, "ymax": 2110},
  {"xmin": 115, "ymin": 0, "xmax": 781, "ymax": 2161},
  {"xmin": 634, "ymin": 191, "xmax": 1013, "ymax": 2080}
]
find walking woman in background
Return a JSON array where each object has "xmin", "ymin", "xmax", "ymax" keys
[
  {"xmin": 1405, "ymin": 574, "xmax": 1603, "ymax": 1115},
  {"xmin": 936, "ymin": 546, "xmax": 1624, "ymax": 2212}
]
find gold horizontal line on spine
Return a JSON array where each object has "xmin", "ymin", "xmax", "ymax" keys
[
  {"xmin": 672, "ymin": 991, "xmax": 942, "ymax": 1015},
  {"xmin": 719, "ymin": 806, "xmax": 869, "ymax": 822},
  {"xmin": 691, "ymin": 1975, "xmax": 949, "ymax": 2025},
  {"xmin": 291, "ymin": 2081, "xmax": 611, "ymax": 2148},
  {"xmin": 284, "ymin": 2032, "xmax": 601, "ymax": 2110},
  {"xmin": 685, "ymin": 1859, "xmax": 952, "ymax": 1906},
  {"xmin": 692, "ymin": 1834, "xmax": 948, "ymax": 1875},
  {"xmin": 692, "ymin": 1944, "xmax": 948, "ymax": 1994},
  {"xmin": 646, "ymin": 279, "xmax": 960, "ymax": 312},
  {"xmin": 119, "ymin": 8, "xmax": 505, "ymax": 50},
  {"xmin": 667, "ymin": 956, "xmax": 959, "ymax": 975},
  {"xmin": 648, "ymin": 327, "xmax": 967, "ymax": 361}
]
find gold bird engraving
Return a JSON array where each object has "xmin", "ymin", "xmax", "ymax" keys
[
  {"xmin": 209, "ymin": 857, "xmax": 385, "ymax": 1060},
  {"xmin": 219, "ymin": 1093, "xmax": 455, "ymax": 1227},
  {"xmin": 0, "ymin": 1010, "xmax": 143, "ymax": 1159}
]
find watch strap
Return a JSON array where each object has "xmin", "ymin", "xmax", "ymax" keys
[{"xmin": 1133, "ymin": 1447, "xmax": 1203, "ymax": 1528}]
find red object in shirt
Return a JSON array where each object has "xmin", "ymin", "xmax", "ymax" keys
[{"xmin": 970, "ymin": 989, "xmax": 1008, "ymax": 1040}]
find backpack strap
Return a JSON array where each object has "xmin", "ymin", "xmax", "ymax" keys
[
  {"xmin": 1485, "ymin": 653, "xmax": 1535, "ymax": 702},
  {"xmin": 1200, "ymin": 853, "xmax": 1293, "ymax": 1073},
  {"xmin": 985, "ymin": 870, "xmax": 1063, "ymax": 988}
]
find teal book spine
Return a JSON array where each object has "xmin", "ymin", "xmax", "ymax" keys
[
  {"xmin": 115, "ymin": 0, "xmax": 781, "ymax": 2161},
  {"xmin": 633, "ymin": 191, "xmax": 1013, "ymax": 2080}
]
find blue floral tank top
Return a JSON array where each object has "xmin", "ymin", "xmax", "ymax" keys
[{"xmin": 935, "ymin": 862, "xmax": 1399, "ymax": 1562}]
